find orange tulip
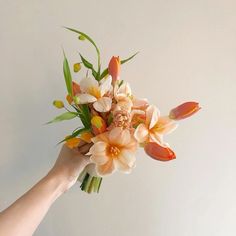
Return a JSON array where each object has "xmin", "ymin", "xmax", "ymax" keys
[
  {"xmin": 108, "ymin": 56, "xmax": 120, "ymax": 83},
  {"xmin": 169, "ymin": 102, "xmax": 201, "ymax": 120},
  {"xmin": 144, "ymin": 142, "xmax": 176, "ymax": 161},
  {"xmin": 91, "ymin": 116, "xmax": 107, "ymax": 135},
  {"xmin": 66, "ymin": 137, "xmax": 81, "ymax": 149}
]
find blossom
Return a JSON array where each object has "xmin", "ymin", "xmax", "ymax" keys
[
  {"xmin": 113, "ymin": 81, "xmax": 133, "ymax": 112},
  {"xmin": 88, "ymin": 127, "xmax": 138, "ymax": 176},
  {"xmin": 134, "ymin": 105, "xmax": 178, "ymax": 144},
  {"xmin": 144, "ymin": 142, "xmax": 176, "ymax": 161},
  {"xmin": 91, "ymin": 115, "xmax": 107, "ymax": 135},
  {"xmin": 169, "ymin": 102, "xmax": 201, "ymax": 120},
  {"xmin": 76, "ymin": 76, "xmax": 113, "ymax": 112},
  {"xmin": 108, "ymin": 56, "xmax": 120, "ymax": 83}
]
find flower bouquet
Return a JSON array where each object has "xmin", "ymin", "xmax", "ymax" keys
[{"xmin": 48, "ymin": 27, "xmax": 201, "ymax": 194}]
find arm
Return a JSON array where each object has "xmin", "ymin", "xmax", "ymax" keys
[{"xmin": 0, "ymin": 143, "xmax": 91, "ymax": 236}]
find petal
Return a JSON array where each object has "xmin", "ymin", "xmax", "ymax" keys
[
  {"xmin": 91, "ymin": 132, "xmax": 109, "ymax": 143},
  {"xmin": 144, "ymin": 142, "xmax": 176, "ymax": 161},
  {"xmin": 90, "ymin": 153, "xmax": 109, "ymax": 165},
  {"xmin": 154, "ymin": 116, "xmax": 178, "ymax": 135},
  {"xmin": 77, "ymin": 94, "xmax": 97, "ymax": 104},
  {"xmin": 134, "ymin": 123, "xmax": 149, "ymax": 143},
  {"xmin": 132, "ymin": 98, "xmax": 148, "ymax": 109},
  {"xmin": 114, "ymin": 159, "xmax": 132, "ymax": 174},
  {"xmin": 93, "ymin": 97, "xmax": 112, "ymax": 112},
  {"xmin": 149, "ymin": 132, "xmax": 163, "ymax": 144},
  {"xmin": 88, "ymin": 141, "xmax": 107, "ymax": 155},
  {"xmin": 80, "ymin": 77, "xmax": 99, "ymax": 93},
  {"xmin": 146, "ymin": 105, "xmax": 160, "ymax": 129},
  {"xmin": 96, "ymin": 159, "xmax": 115, "ymax": 176},
  {"xmin": 99, "ymin": 76, "xmax": 112, "ymax": 96},
  {"xmin": 109, "ymin": 127, "xmax": 131, "ymax": 146},
  {"xmin": 119, "ymin": 150, "xmax": 136, "ymax": 167},
  {"xmin": 118, "ymin": 81, "xmax": 132, "ymax": 96}
]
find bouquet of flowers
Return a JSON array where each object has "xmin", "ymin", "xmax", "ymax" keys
[{"xmin": 48, "ymin": 27, "xmax": 201, "ymax": 194}]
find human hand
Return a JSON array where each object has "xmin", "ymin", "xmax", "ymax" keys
[{"xmin": 48, "ymin": 142, "xmax": 93, "ymax": 193}]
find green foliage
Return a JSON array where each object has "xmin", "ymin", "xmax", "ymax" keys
[
  {"xmin": 63, "ymin": 52, "xmax": 73, "ymax": 96},
  {"xmin": 47, "ymin": 112, "xmax": 78, "ymax": 124},
  {"xmin": 79, "ymin": 54, "xmax": 98, "ymax": 79}
]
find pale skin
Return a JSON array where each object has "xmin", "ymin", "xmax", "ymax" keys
[{"xmin": 0, "ymin": 142, "xmax": 92, "ymax": 236}]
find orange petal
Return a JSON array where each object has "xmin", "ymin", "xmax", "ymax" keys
[
  {"xmin": 66, "ymin": 137, "xmax": 81, "ymax": 149},
  {"xmin": 72, "ymin": 81, "xmax": 81, "ymax": 96},
  {"xmin": 91, "ymin": 116, "xmax": 107, "ymax": 135},
  {"xmin": 169, "ymin": 102, "xmax": 201, "ymax": 120},
  {"xmin": 144, "ymin": 142, "xmax": 176, "ymax": 161},
  {"xmin": 80, "ymin": 131, "xmax": 93, "ymax": 143},
  {"xmin": 108, "ymin": 56, "xmax": 120, "ymax": 83}
]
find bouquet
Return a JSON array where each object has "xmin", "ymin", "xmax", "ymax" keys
[{"xmin": 48, "ymin": 27, "xmax": 201, "ymax": 194}]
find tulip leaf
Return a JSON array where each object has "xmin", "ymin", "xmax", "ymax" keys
[
  {"xmin": 47, "ymin": 112, "xmax": 78, "ymax": 124},
  {"xmin": 99, "ymin": 52, "xmax": 139, "ymax": 80},
  {"xmin": 79, "ymin": 54, "xmax": 98, "ymax": 79},
  {"xmin": 63, "ymin": 52, "xmax": 73, "ymax": 96},
  {"xmin": 65, "ymin": 27, "xmax": 101, "ymax": 73}
]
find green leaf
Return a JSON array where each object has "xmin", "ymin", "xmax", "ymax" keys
[
  {"xmin": 47, "ymin": 112, "xmax": 78, "ymax": 124},
  {"xmin": 79, "ymin": 54, "xmax": 98, "ymax": 79},
  {"xmin": 100, "ymin": 52, "xmax": 139, "ymax": 80},
  {"xmin": 63, "ymin": 52, "xmax": 73, "ymax": 96},
  {"xmin": 120, "ymin": 52, "xmax": 139, "ymax": 64},
  {"xmin": 64, "ymin": 27, "xmax": 101, "ymax": 72},
  {"xmin": 78, "ymin": 104, "xmax": 91, "ymax": 129}
]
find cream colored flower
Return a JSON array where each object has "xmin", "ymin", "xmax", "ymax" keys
[
  {"xmin": 88, "ymin": 127, "xmax": 138, "ymax": 176},
  {"xmin": 77, "ymin": 76, "xmax": 112, "ymax": 112}
]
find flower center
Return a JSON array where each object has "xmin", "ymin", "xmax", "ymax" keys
[
  {"xmin": 107, "ymin": 145, "xmax": 120, "ymax": 158},
  {"xmin": 89, "ymin": 86, "xmax": 101, "ymax": 99}
]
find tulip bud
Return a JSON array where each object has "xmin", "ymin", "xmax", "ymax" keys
[
  {"xmin": 144, "ymin": 142, "xmax": 176, "ymax": 161},
  {"xmin": 108, "ymin": 56, "xmax": 120, "ymax": 83},
  {"xmin": 53, "ymin": 100, "xmax": 64, "ymax": 109},
  {"xmin": 169, "ymin": 102, "xmax": 201, "ymax": 120},
  {"xmin": 66, "ymin": 137, "xmax": 81, "ymax": 149},
  {"xmin": 91, "ymin": 116, "xmax": 107, "ymax": 135},
  {"xmin": 73, "ymin": 63, "xmax": 81, "ymax": 73},
  {"xmin": 80, "ymin": 131, "xmax": 93, "ymax": 143},
  {"xmin": 78, "ymin": 35, "xmax": 86, "ymax": 41}
]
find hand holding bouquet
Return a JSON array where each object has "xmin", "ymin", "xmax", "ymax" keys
[{"xmin": 48, "ymin": 28, "xmax": 201, "ymax": 193}]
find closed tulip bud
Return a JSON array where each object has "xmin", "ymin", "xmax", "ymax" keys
[
  {"xmin": 91, "ymin": 116, "xmax": 107, "ymax": 135},
  {"xmin": 66, "ymin": 137, "xmax": 81, "ymax": 149},
  {"xmin": 66, "ymin": 94, "xmax": 73, "ymax": 105},
  {"xmin": 80, "ymin": 131, "xmax": 93, "ymax": 143},
  {"xmin": 144, "ymin": 142, "xmax": 176, "ymax": 161},
  {"xmin": 169, "ymin": 102, "xmax": 201, "ymax": 120},
  {"xmin": 108, "ymin": 56, "xmax": 120, "ymax": 83},
  {"xmin": 73, "ymin": 63, "xmax": 81, "ymax": 73},
  {"xmin": 78, "ymin": 35, "xmax": 86, "ymax": 41},
  {"xmin": 53, "ymin": 100, "xmax": 64, "ymax": 109}
]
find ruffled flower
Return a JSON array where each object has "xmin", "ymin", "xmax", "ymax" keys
[{"xmin": 88, "ymin": 127, "xmax": 138, "ymax": 176}]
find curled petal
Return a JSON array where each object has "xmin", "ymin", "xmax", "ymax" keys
[
  {"xmin": 114, "ymin": 159, "xmax": 132, "ymax": 174},
  {"xmin": 169, "ymin": 102, "xmax": 201, "ymax": 120},
  {"xmin": 146, "ymin": 105, "xmax": 160, "ymax": 129},
  {"xmin": 90, "ymin": 153, "xmax": 109, "ymax": 165},
  {"xmin": 153, "ymin": 116, "xmax": 178, "ymax": 135},
  {"xmin": 134, "ymin": 124, "xmax": 149, "ymax": 143},
  {"xmin": 144, "ymin": 142, "xmax": 176, "ymax": 161},
  {"xmin": 93, "ymin": 97, "xmax": 112, "ymax": 112}
]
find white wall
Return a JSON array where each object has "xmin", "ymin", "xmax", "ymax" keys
[{"xmin": 0, "ymin": 0, "xmax": 236, "ymax": 235}]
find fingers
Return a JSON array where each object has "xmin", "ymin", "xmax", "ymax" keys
[{"xmin": 79, "ymin": 143, "xmax": 93, "ymax": 155}]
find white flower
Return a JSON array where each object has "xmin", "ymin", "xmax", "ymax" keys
[{"xmin": 77, "ymin": 76, "xmax": 113, "ymax": 112}]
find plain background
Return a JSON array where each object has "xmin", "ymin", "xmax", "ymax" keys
[{"xmin": 0, "ymin": 0, "xmax": 236, "ymax": 235}]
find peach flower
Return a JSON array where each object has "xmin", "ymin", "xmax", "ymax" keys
[
  {"xmin": 134, "ymin": 105, "xmax": 178, "ymax": 145},
  {"xmin": 88, "ymin": 127, "xmax": 138, "ymax": 176}
]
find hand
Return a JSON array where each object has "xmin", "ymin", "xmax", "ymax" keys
[{"xmin": 48, "ymin": 142, "xmax": 93, "ymax": 193}]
